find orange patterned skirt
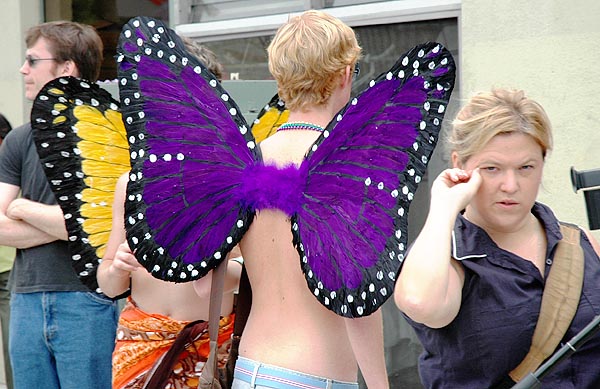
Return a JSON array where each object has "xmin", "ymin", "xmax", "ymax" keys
[{"xmin": 112, "ymin": 297, "xmax": 234, "ymax": 389}]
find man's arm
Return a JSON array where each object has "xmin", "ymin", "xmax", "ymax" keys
[
  {"xmin": 345, "ymin": 309, "xmax": 389, "ymax": 389},
  {"xmin": 0, "ymin": 183, "xmax": 60, "ymax": 248},
  {"xmin": 6, "ymin": 197, "xmax": 67, "ymax": 240}
]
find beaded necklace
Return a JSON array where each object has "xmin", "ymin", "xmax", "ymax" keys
[{"xmin": 277, "ymin": 122, "xmax": 324, "ymax": 133}]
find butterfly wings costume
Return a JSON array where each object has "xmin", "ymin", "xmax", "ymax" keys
[
  {"xmin": 116, "ymin": 16, "xmax": 456, "ymax": 318},
  {"xmin": 34, "ymin": 16, "xmax": 456, "ymax": 317}
]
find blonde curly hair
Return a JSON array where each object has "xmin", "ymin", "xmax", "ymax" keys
[
  {"xmin": 267, "ymin": 10, "xmax": 361, "ymax": 111},
  {"xmin": 449, "ymin": 88, "xmax": 553, "ymax": 165}
]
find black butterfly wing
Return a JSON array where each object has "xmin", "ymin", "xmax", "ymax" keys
[{"xmin": 31, "ymin": 76, "xmax": 129, "ymax": 293}]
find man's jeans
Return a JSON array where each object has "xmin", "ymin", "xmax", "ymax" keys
[{"xmin": 9, "ymin": 291, "xmax": 119, "ymax": 389}]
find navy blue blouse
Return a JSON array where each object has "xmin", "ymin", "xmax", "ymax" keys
[{"xmin": 408, "ymin": 202, "xmax": 600, "ymax": 388}]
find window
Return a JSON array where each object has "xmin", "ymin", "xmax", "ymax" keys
[{"xmin": 199, "ymin": 18, "xmax": 458, "ymax": 98}]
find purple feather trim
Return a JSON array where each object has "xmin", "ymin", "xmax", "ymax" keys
[{"xmin": 240, "ymin": 163, "xmax": 305, "ymax": 216}]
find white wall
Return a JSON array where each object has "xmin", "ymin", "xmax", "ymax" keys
[
  {"xmin": 0, "ymin": 4, "xmax": 41, "ymax": 384},
  {"xmin": 0, "ymin": 0, "xmax": 43, "ymax": 127},
  {"xmin": 460, "ymin": 0, "xmax": 600, "ymax": 236}
]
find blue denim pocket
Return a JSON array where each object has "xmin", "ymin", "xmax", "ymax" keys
[{"xmin": 83, "ymin": 290, "xmax": 118, "ymax": 305}]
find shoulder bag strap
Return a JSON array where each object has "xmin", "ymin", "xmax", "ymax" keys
[
  {"xmin": 199, "ymin": 260, "xmax": 226, "ymax": 388},
  {"xmin": 142, "ymin": 319, "xmax": 209, "ymax": 389},
  {"xmin": 232, "ymin": 265, "xmax": 252, "ymax": 336},
  {"xmin": 224, "ymin": 264, "xmax": 252, "ymax": 383},
  {"xmin": 509, "ymin": 223, "xmax": 584, "ymax": 382}
]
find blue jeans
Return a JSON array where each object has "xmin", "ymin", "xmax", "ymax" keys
[
  {"xmin": 9, "ymin": 291, "xmax": 119, "ymax": 389},
  {"xmin": 0, "ymin": 271, "xmax": 13, "ymax": 389},
  {"xmin": 233, "ymin": 356, "xmax": 358, "ymax": 389}
]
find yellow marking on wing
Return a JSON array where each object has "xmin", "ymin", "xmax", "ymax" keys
[
  {"xmin": 52, "ymin": 116, "xmax": 67, "ymax": 125},
  {"xmin": 48, "ymin": 88, "xmax": 65, "ymax": 96},
  {"xmin": 80, "ymin": 199, "xmax": 113, "ymax": 219},
  {"xmin": 252, "ymin": 107, "xmax": 289, "ymax": 143},
  {"xmin": 83, "ymin": 176, "xmax": 123, "ymax": 191},
  {"xmin": 74, "ymin": 106, "xmax": 128, "ymax": 147},
  {"xmin": 71, "ymin": 104, "xmax": 130, "ymax": 259},
  {"xmin": 81, "ymin": 217, "xmax": 112, "ymax": 235}
]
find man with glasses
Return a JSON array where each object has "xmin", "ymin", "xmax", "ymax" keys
[{"xmin": 0, "ymin": 21, "xmax": 118, "ymax": 389}]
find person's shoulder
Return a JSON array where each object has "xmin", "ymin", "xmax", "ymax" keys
[
  {"xmin": 534, "ymin": 201, "xmax": 580, "ymax": 229},
  {"xmin": 258, "ymin": 131, "xmax": 279, "ymax": 149},
  {"xmin": 7, "ymin": 122, "xmax": 31, "ymax": 133},
  {"xmin": 0, "ymin": 123, "xmax": 32, "ymax": 163},
  {"xmin": 534, "ymin": 202, "xmax": 587, "ymax": 243},
  {"xmin": 2, "ymin": 122, "xmax": 32, "ymax": 143}
]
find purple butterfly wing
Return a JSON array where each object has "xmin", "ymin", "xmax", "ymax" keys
[
  {"xmin": 294, "ymin": 42, "xmax": 456, "ymax": 317},
  {"xmin": 117, "ymin": 16, "xmax": 258, "ymax": 282}
]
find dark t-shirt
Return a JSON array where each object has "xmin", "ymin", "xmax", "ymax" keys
[{"xmin": 0, "ymin": 122, "xmax": 87, "ymax": 292}]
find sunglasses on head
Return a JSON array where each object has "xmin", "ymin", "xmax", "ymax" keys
[{"xmin": 25, "ymin": 55, "xmax": 57, "ymax": 67}]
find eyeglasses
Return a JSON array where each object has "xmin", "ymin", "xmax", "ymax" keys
[
  {"xmin": 25, "ymin": 55, "xmax": 57, "ymax": 67},
  {"xmin": 353, "ymin": 62, "xmax": 360, "ymax": 80}
]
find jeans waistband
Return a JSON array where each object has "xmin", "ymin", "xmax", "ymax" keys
[{"xmin": 234, "ymin": 356, "xmax": 358, "ymax": 389}]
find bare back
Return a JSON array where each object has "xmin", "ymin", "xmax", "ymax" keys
[
  {"xmin": 98, "ymin": 173, "xmax": 237, "ymax": 322},
  {"xmin": 239, "ymin": 131, "xmax": 358, "ymax": 380},
  {"xmin": 130, "ymin": 269, "xmax": 234, "ymax": 321}
]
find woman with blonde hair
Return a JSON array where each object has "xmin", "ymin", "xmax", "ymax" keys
[{"xmin": 395, "ymin": 88, "xmax": 600, "ymax": 388}]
